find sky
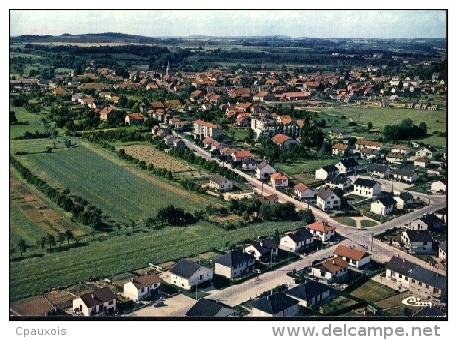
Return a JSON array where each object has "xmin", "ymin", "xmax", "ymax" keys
[{"xmin": 9, "ymin": 9, "xmax": 446, "ymax": 39}]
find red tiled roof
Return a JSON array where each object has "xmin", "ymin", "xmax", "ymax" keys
[
  {"xmin": 333, "ymin": 245, "xmax": 369, "ymax": 261},
  {"xmin": 307, "ymin": 221, "xmax": 335, "ymax": 232},
  {"xmin": 270, "ymin": 172, "xmax": 288, "ymax": 180},
  {"xmin": 294, "ymin": 183, "xmax": 309, "ymax": 192},
  {"xmin": 271, "ymin": 134, "xmax": 292, "ymax": 145}
]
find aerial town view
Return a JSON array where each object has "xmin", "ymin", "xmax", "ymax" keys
[{"xmin": 9, "ymin": 10, "xmax": 447, "ymax": 319}]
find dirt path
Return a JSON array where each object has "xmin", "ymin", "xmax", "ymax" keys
[{"xmin": 351, "ymin": 216, "xmax": 380, "ymax": 228}]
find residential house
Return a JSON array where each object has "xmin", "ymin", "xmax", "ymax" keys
[
  {"xmin": 434, "ymin": 207, "xmax": 447, "ymax": 224},
  {"xmin": 193, "ymin": 119, "xmax": 222, "ymax": 139},
  {"xmin": 370, "ymin": 195, "xmax": 396, "ymax": 215},
  {"xmin": 332, "ymin": 143, "xmax": 350, "ymax": 157},
  {"xmin": 72, "ymin": 287, "xmax": 117, "ymax": 316},
  {"xmin": 244, "ymin": 239, "xmax": 279, "ymax": 262},
  {"xmin": 271, "ymin": 134, "xmax": 299, "ymax": 149},
  {"xmin": 169, "ymin": 259, "xmax": 213, "ymax": 290},
  {"xmin": 294, "ymin": 183, "xmax": 315, "ymax": 199},
  {"xmin": 386, "ymin": 153, "xmax": 408, "ymax": 164},
  {"xmin": 99, "ymin": 106, "xmax": 117, "ymax": 121},
  {"xmin": 385, "ymin": 256, "xmax": 418, "ymax": 289},
  {"xmin": 329, "ymin": 130, "xmax": 350, "ymax": 139},
  {"xmin": 391, "ymin": 145, "xmax": 411, "ymax": 155},
  {"xmin": 391, "ymin": 169, "xmax": 418, "ymax": 183},
  {"xmin": 409, "ymin": 213, "xmax": 442, "ymax": 231},
  {"xmin": 311, "ymin": 257, "xmax": 349, "ymax": 283},
  {"xmin": 306, "ymin": 221, "xmax": 336, "ymax": 242},
  {"xmin": 279, "ymin": 229, "xmax": 313, "ymax": 253},
  {"xmin": 335, "ymin": 158, "xmax": 359, "ymax": 175},
  {"xmin": 202, "ymin": 136, "xmax": 215, "ymax": 148},
  {"xmin": 415, "ymin": 146, "xmax": 437, "ymax": 159},
  {"xmin": 401, "ymin": 230, "xmax": 434, "ymax": 254},
  {"xmin": 250, "ymin": 292, "xmax": 299, "ymax": 317},
  {"xmin": 173, "ymin": 138, "xmax": 186, "ymax": 149},
  {"xmin": 316, "ymin": 187, "xmax": 341, "ymax": 212},
  {"xmin": 286, "ymin": 281, "xmax": 330, "ymax": 308},
  {"xmin": 163, "ymin": 135, "xmax": 176, "ymax": 146},
  {"xmin": 123, "ymin": 272, "xmax": 161, "ymax": 301},
  {"xmin": 315, "ymin": 165, "xmax": 339, "ymax": 180},
  {"xmin": 242, "ymin": 157, "xmax": 256, "ymax": 171},
  {"xmin": 214, "ymin": 249, "xmax": 255, "ymax": 279},
  {"xmin": 333, "ymin": 245, "xmax": 371, "ymax": 268},
  {"xmin": 353, "ymin": 178, "xmax": 381, "ymax": 197},
  {"xmin": 438, "ymin": 241, "xmax": 447, "ymax": 262},
  {"xmin": 366, "ymin": 164, "xmax": 390, "ymax": 179},
  {"xmin": 253, "ymin": 91, "xmax": 276, "ymax": 102},
  {"xmin": 185, "ymin": 299, "xmax": 236, "ymax": 317},
  {"xmin": 255, "ymin": 161, "xmax": 276, "ymax": 180},
  {"xmin": 209, "ymin": 174, "xmax": 233, "ymax": 192},
  {"xmin": 125, "ymin": 113, "xmax": 145, "ymax": 126},
  {"xmin": 431, "ymin": 180, "xmax": 446, "ymax": 193},
  {"xmin": 409, "ymin": 267, "xmax": 447, "ymax": 303},
  {"xmin": 393, "ymin": 191, "xmax": 414, "ymax": 210},
  {"xmin": 354, "ymin": 139, "xmax": 383, "ymax": 152},
  {"xmin": 259, "ymin": 194, "xmax": 278, "ymax": 206},
  {"xmin": 325, "ymin": 175, "xmax": 352, "ymax": 190},
  {"xmin": 414, "ymin": 157, "xmax": 430, "ymax": 168},
  {"xmin": 359, "ymin": 148, "xmax": 381, "ymax": 159},
  {"xmin": 232, "ymin": 150, "xmax": 254, "ymax": 162},
  {"xmin": 270, "ymin": 172, "xmax": 288, "ymax": 189}
]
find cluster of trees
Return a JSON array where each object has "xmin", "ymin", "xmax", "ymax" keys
[
  {"xmin": 258, "ymin": 202, "xmax": 300, "ymax": 222},
  {"xmin": 85, "ymin": 128, "xmax": 150, "ymax": 143},
  {"xmin": 10, "ymin": 157, "xmax": 104, "ymax": 230},
  {"xmin": 156, "ymin": 205, "xmax": 196, "ymax": 227},
  {"xmin": 383, "ymin": 118, "xmax": 427, "ymax": 142}
]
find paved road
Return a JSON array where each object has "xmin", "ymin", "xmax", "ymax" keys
[{"xmin": 176, "ymin": 135, "xmax": 446, "ymax": 305}]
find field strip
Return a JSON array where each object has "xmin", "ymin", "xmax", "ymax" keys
[{"xmin": 126, "ymin": 166, "xmax": 224, "ymax": 208}]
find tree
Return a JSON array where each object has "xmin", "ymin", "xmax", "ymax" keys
[
  {"xmin": 273, "ymin": 228, "xmax": 281, "ymax": 245},
  {"xmin": 17, "ymin": 239, "xmax": 27, "ymax": 256},
  {"xmin": 301, "ymin": 209, "xmax": 315, "ymax": 224},
  {"xmin": 47, "ymin": 234, "xmax": 56, "ymax": 250},
  {"xmin": 65, "ymin": 230, "xmax": 74, "ymax": 246},
  {"xmin": 37, "ymin": 236, "xmax": 47, "ymax": 249},
  {"xmin": 367, "ymin": 122, "xmax": 373, "ymax": 132},
  {"xmin": 57, "ymin": 232, "xmax": 66, "ymax": 246},
  {"xmin": 10, "ymin": 111, "xmax": 18, "ymax": 124}
]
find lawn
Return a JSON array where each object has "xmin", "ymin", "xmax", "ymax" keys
[
  {"xmin": 10, "ymin": 219, "xmax": 298, "ymax": 301},
  {"xmin": 375, "ymin": 291, "xmax": 419, "ymax": 316},
  {"xmin": 334, "ymin": 217, "xmax": 357, "ymax": 227},
  {"xmin": 9, "ymin": 105, "xmax": 48, "ymax": 140},
  {"xmin": 10, "ymin": 198, "xmax": 48, "ymax": 246},
  {"xmin": 16, "ymin": 145, "xmax": 209, "ymax": 223},
  {"xmin": 360, "ymin": 220, "xmax": 378, "ymax": 228},
  {"xmin": 349, "ymin": 279, "xmax": 397, "ymax": 303},
  {"xmin": 275, "ymin": 158, "xmax": 336, "ymax": 176},
  {"xmin": 320, "ymin": 295, "xmax": 358, "ymax": 315}
]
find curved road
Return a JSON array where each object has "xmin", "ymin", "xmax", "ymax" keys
[{"xmin": 176, "ymin": 134, "xmax": 446, "ymax": 306}]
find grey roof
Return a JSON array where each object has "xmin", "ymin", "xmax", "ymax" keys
[
  {"xmin": 287, "ymin": 229, "xmax": 313, "ymax": 243},
  {"xmin": 439, "ymin": 241, "xmax": 447, "ymax": 253},
  {"xmin": 338, "ymin": 157, "xmax": 359, "ymax": 168},
  {"xmin": 391, "ymin": 168, "xmax": 416, "ymax": 177},
  {"xmin": 322, "ymin": 164, "xmax": 338, "ymax": 173},
  {"xmin": 185, "ymin": 299, "xmax": 236, "ymax": 317},
  {"xmin": 413, "ymin": 306, "xmax": 446, "ymax": 317},
  {"xmin": 214, "ymin": 249, "xmax": 254, "ymax": 268},
  {"xmin": 410, "ymin": 267, "xmax": 447, "ymax": 289},
  {"xmin": 353, "ymin": 178, "xmax": 380, "ymax": 188},
  {"xmin": 419, "ymin": 214, "xmax": 442, "ymax": 227},
  {"xmin": 367, "ymin": 163, "xmax": 389, "ymax": 172},
  {"xmin": 386, "ymin": 256, "xmax": 418, "ymax": 276},
  {"xmin": 260, "ymin": 238, "xmax": 278, "ymax": 250},
  {"xmin": 316, "ymin": 187, "xmax": 338, "ymax": 200},
  {"xmin": 375, "ymin": 195, "xmax": 397, "ymax": 207},
  {"xmin": 287, "ymin": 281, "xmax": 329, "ymax": 301},
  {"xmin": 326, "ymin": 174, "xmax": 351, "ymax": 185},
  {"xmin": 250, "ymin": 292, "xmax": 299, "ymax": 315},
  {"xmin": 210, "ymin": 174, "xmax": 229, "ymax": 185},
  {"xmin": 242, "ymin": 157, "xmax": 256, "ymax": 165},
  {"xmin": 257, "ymin": 160, "xmax": 274, "ymax": 170},
  {"xmin": 404, "ymin": 230, "xmax": 433, "ymax": 243},
  {"xmin": 170, "ymin": 259, "xmax": 206, "ymax": 279},
  {"xmin": 435, "ymin": 207, "xmax": 447, "ymax": 216}
]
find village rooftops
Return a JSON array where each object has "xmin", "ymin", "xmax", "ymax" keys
[
  {"xmin": 169, "ymin": 259, "xmax": 207, "ymax": 279},
  {"xmin": 307, "ymin": 221, "xmax": 335, "ymax": 232},
  {"xmin": 78, "ymin": 287, "xmax": 116, "ymax": 308},
  {"xmin": 333, "ymin": 245, "xmax": 369, "ymax": 261},
  {"xmin": 313, "ymin": 257, "xmax": 348, "ymax": 273},
  {"xmin": 214, "ymin": 249, "xmax": 254, "ymax": 268},
  {"xmin": 353, "ymin": 178, "xmax": 379, "ymax": 188},
  {"xmin": 130, "ymin": 272, "xmax": 161, "ymax": 289},
  {"xmin": 250, "ymin": 292, "xmax": 299, "ymax": 315}
]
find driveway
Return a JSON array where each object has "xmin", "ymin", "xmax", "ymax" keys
[{"xmin": 128, "ymin": 294, "xmax": 196, "ymax": 317}]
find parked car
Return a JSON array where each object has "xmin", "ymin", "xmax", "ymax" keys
[{"xmin": 153, "ymin": 300, "xmax": 165, "ymax": 308}]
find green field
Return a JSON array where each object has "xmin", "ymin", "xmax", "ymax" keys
[
  {"xmin": 275, "ymin": 158, "xmax": 337, "ymax": 176},
  {"xmin": 16, "ymin": 145, "xmax": 206, "ymax": 223},
  {"xmin": 10, "ymin": 199, "xmax": 48, "ymax": 246},
  {"xmin": 334, "ymin": 217, "xmax": 357, "ymax": 227},
  {"xmin": 9, "ymin": 105, "xmax": 49, "ymax": 140},
  {"xmin": 10, "ymin": 219, "xmax": 298, "ymax": 301},
  {"xmin": 350, "ymin": 279, "xmax": 397, "ymax": 303},
  {"xmin": 360, "ymin": 220, "xmax": 378, "ymax": 228}
]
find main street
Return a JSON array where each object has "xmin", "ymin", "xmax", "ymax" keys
[{"xmin": 177, "ymin": 134, "xmax": 446, "ymax": 306}]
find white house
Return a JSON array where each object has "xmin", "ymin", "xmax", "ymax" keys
[
  {"xmin": 73, "ymin": 287, "xmax": 117, "ymax": 316},
  {"xmin": 214, "ymin": 249, "xmax": 255, "ymax": 279},
  {"xmin": 244, "ymin": 239, "xmax": 278, "ymax": 262},
  {"xmin": 353, "ymin": 178, "xmax": 381, "ymax": 197},
  {"xmin": 255, "ymin": 161, "xmax": 276, "ymax": 180},
  {"xmin": 209, "ymin": 174, "xmax": 233, "ymax": 192},
  {"xmin": 391, "ymin": 169, "xmax": 418, "ymax": 183},
  {"xmin": 270, "ymin": 172, "xmax": 288, "ymax": 189},
  {"xmin": 335, "ymin": 158, "xmax": 359, "ymax": 175},
  {"xmin": 294, "ymin": 183, "xmax": 315, "ymax": 199},
  {"xmin": 311, "ymin": 257, "xmax": 349, "ymax": 283},
  {"xmin": 401, "ymin": 230, "xmax": 434, "ymax": 254},
  {"xmin": 259, "ymin": 194, "xmax": 278, "ymax": 206},
  {"xmin": 415, "ymin": 147, "xmax": 437, "ymax": 159},
  {"xmin": 316, "ymin": 187, "xmax": 341, "ymax": 211},
  {"xmin": 333, "ymin": 245, "xmax": 371, "ymax": 268},
  {"xmin": 286, "ymin": 281, "xmax": 330, "ymax": 308},
  {"xmin": 250, "ymin": 292, "xmax": 299, "ymax": 317},
  {"xmin": 391, "ymin": 145, "xmax": 411, "ymax": 155},
  {"xmin": 169, "ymin": 259, "xmax": 213, "ymax": 290},
  {"xmin": 279, "ymin": 229, "xmax": 313, "ymax": 253},
  {"xmin": 385, "ymin": 256, "xmax": 417, "ymax": 289},
  {"xmin": 271, "ymin": 133, "xmax": 299, "ymax": 149},
  {"xmin": 366, "ymin": 164, "xmax": 390, "ymax": 179},
  {"xmin": 315, "ymin": 164, "xmax": 339, "ymax": 180},
  {"xmin": 193, "ymin": 119, "xmax": 222, "ymax": 139},
  {"xmin": 123, "ymin": 272, "xmax": 161, "ymax": 301},
  {"xmin": 439, "ymin": 241, "xmax": 447, "ymax": 262},
  {"xmin": 325, "ymin": 175, "xmax": 352, "ymax": 190},
  {"xmin": 370, "ymin": 195, "xmax": 396, "ymax": 215},
  {"xmin": 306, "ymin": 221, "xmax": 336, "ymax": 242}
]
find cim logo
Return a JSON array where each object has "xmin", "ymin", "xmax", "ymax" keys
[{"xmin": 402, "ymin": 296, "xmax": 432, "ymax": 307}]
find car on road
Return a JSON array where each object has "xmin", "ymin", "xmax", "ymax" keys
[
  {"xmin": 153, "ymin": 300, "xmax": 165, "ymax": 308},
  {"xmin": 358, "ymin": 227, "xmax": 367, "ymax": 230}
]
